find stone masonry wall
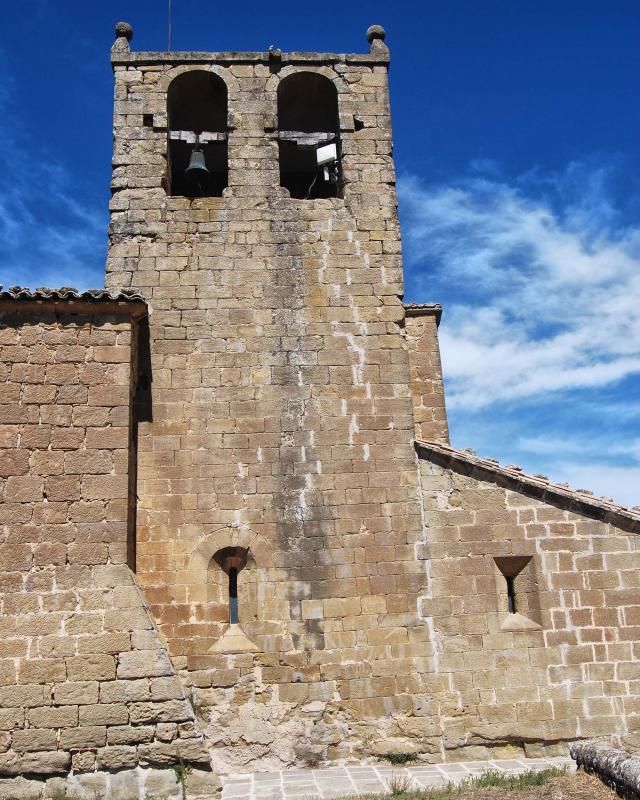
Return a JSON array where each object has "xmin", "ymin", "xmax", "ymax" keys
[
  {"xmin": 0, "ymin": 306, "xmax": 211, "ymax": 781},
  {"xmin": 105, "ymin": 35, "xmax": 435, "ymax": 771},
  {"xmin": 99, "ymin": 25, "xmax": 640, "ymax": 772},
  {"xmin": 3, "ymin": 25, "xmax": 640, "ymax": 779},
  {"xmin": 418, "ymin": 448, "xmax": 640, "ymax": 761},
  {"xmin": 404, "ymin": 307, "xmax": 448, "ymax": 444}
]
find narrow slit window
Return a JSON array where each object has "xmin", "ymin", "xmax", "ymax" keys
[
  {"xmin": 167, "ymin": 71, "xmax": 228, "ymax": 197},
  {"xmin": 506, "ymin": 574, "xmax": 516, "ymax": 613},
  {"xmin": 494, "ymin": 555, "xmax": 540, "ymax": 624},
  {"xmin": 229, "ymin": 567, "xmax": 239, "ymax": 624},
  {"xmin": 277, "ymin": 72, "xmax": 341, "ymax": 199},
  {"xmin": 213, "ymin": 546, "xmax": 248, "ymax": 626}
]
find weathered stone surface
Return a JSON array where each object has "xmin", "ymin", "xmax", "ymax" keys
[
  {"xmin": 129, "ymin": 700, "xmax": 192, "ymax": 725},
  {"xmin": 53, "ymin": 681, "xmax": 99, "ymax": 705},
  {"xmin": 27, "ymin": 706, "xmax": 77, "ymax": 728},
  {"xmin": 0, "ymin": 310, "xmax": 208, "ymax": 778},
  {"xmin": 0, "ymin": 776, "xmax": 44, "ymax": 798},
  {"xmin": 95, "ymin": 745, "xmax": 137, "ymax": 770},
  {"xmin": 71, "ymin": 751, "xmax": 96, "ymax": 773},
  {"xmin": 102, "ymin": 25, "xmax": 433, "ymax": 774},
  {"xmin": 18, "ymin": 751, "xmax": 70, "ymax": 775},
  {"xmin": 107, "ymin": 725, "xmax": 155, "ymax": 745},
  {"xmin": 78, "ymin": 703, "xmax": 128, "ymax": 726},
  {"xmin": 0, "ymin": 309, "xmax": 208, "ymax": 774},
  {"xmin": 12, "ymin": 730, "xmax": 57, "ymax": 753},
  {"xmin": 1, "ymin": 19, "xmax": 639, "ymax": 790},
  {"xmin": 185, "ymin": 768, "xmax": 222, "ymax": 796},
  {"xmin": 59, "ymin": 726, "xmax": 107, "ymax": 750},
  {"xmin": 405, "ymin": 309, "xmax": 449, "ymax": 444},
  {"xmin": 117, "ymin": 649, "xmax": 173, "ymax": 679},
  {"xmin": 143, "ymin": 769, "xmax": 182, "ymax": 800},
  {"xmin": 138, "ymin": 739, "xmax": 211, "ymax": 766}
]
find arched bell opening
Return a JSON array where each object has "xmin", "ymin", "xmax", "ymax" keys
[
  {"xmin": 277, "ymin": 72, "xmax": 341, "ymax": 199},
  {"xmin": 167, "ymin": 71, "xmax": 228, "ymax": 197}
]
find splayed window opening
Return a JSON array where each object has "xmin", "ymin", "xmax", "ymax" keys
[
  {"xmin": 506, "ymin": 574, "xmax": 516, "ymax": 613},
  {"xmin": 229, "ymin": 567, "xmax": 239, "ymax": 624}
]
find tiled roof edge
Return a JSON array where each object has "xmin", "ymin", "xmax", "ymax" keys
[
  {"xmin": 0, "ymin": 286, "xmax": 146, "ymax": 304},
  {"xmin": 416, "ymin": 439, "xmax": 640, "ymax": 532}
]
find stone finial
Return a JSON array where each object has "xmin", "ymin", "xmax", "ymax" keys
[
  {"xmin": 366, "ymin": 24, "xmax": 386, "ymax": 44},
  {"xmin": 366, "ymin": 24, "xmax": 388, "ymax": 55},
  {"xmin": 115, "ymin": 21, "xmax": 133, "ymax": 41},
  {"xmin": 113, "ymin": 21, "xmax": 133, "ymax": 53}
]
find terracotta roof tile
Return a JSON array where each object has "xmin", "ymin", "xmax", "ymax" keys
[
  {"xmin": 416, "ymin": 438, "xmax": 640, "ymax": 532},
  {"xmin": 0, "ymin": 285, "xmax": 146, "ymax": 303}
]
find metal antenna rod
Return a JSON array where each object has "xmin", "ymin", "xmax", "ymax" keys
[{"xmin": 168, "ymin": 0, "xmax": 172, "ymax": 50}]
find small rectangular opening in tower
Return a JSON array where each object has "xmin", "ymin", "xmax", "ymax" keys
[
  {"xmin": 505, "ymin": 574, "xmax": 516, "ymax": 613},
  {"xmin": 229, "ymin": 567, "xmax": 238, "ymax": 624}
]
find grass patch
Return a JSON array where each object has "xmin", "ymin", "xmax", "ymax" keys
[
  {"xmin": 173, "ymin": 757, "xmax": 192, "ymax": 800},
  {"xmin": 388, "ymin": 775, "xmax": 414, "ymax": 796},
  {"xmin": 379, "ymin": 753, "xmax": 419, "ymax": 765},
  {"xmin": 470, "ymin": 768, "xmax": 566, "ymax": 790}
]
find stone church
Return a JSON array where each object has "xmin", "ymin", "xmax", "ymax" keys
[{"xmin": 0, "ymin": 21, "xmax": 639, "ymax": 796}]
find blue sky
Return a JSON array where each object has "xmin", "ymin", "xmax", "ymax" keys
[{"xmin": 0, "ymin": 1, "xmax": 638, "ymax": 505}]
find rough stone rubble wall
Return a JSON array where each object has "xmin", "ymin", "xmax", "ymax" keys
[
  {"xmin": 418, "ymin": 454, "xmax": 640, "ymax": 760},
  {"xmin": 0, "ymin": 311, "xmax": 211, "ymax": 782},
  {"xmin": 106, "ymin": 48, "xmax": 438, "ymax": 771}
]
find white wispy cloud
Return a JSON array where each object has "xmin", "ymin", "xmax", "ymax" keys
[
  {"xmin": 0, "ymin": 49, "xmax": 106, "ymax": 291},
  {"xmin": 399, "ymin": 167, "xmax": 640, "ymax": 411},
  {"xmin": 514, "ymin": 434, "xmax": 640, "ymax": 506},
  {"xmin": 548, "ymin": 462, "xmax": 640, "ymax": 508},
  {"xmin": 518, "ymin": 434, "xmax": 640, "ymax": 462},
  {"xmin": 399, "ymin": 159, "xmax": 640, "ymax": 506}
]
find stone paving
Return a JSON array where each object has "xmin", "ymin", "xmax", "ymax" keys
[{"xmin": 221, "ymin": 757, "xmax": 575, "ymax": 800}]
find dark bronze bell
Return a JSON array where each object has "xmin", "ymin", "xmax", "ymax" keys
[{"xmin": 185, "ymin": 146, "xmax": 209, "ymax": 181}]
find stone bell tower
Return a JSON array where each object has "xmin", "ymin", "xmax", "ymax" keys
[{"xmin": 107, "ymin": 23, "xmax": 438, "ymax": 768}]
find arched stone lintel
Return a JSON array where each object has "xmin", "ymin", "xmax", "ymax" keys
[
  {"xmin": 157, "ymin": 63, "xmax": 240, "ymax": 95},
  {"xmin": 187, "ymin": 526, "xmax": 272, "ymax": 575},
  {"xmin": 265, "ymin": 65, "xmax": 348, "ymax": 96}
]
